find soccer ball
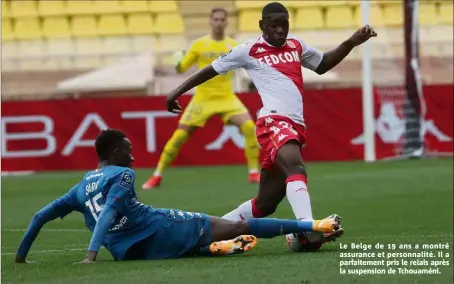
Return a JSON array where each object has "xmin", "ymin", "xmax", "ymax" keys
[{"xmin": 286, "ymin": 232, "xmax": 323, "ymax": 252}]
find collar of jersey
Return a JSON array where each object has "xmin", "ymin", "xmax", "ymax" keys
[{"xmin": 260, "ymin": 36, "xmax": 287, "ymax": 48}]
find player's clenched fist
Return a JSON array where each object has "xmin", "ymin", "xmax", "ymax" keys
[
  {"xmin": 348, "ymin": 25, "xmax": 377, "ymax": 46},
  {"xmin": 166, "ymin": 98, "xmax": 182, "ymax": 114}
]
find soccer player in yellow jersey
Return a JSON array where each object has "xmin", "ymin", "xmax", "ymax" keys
[{"xmin": 142, "ymin": 8, "xmax": 260, "ymax": 189}]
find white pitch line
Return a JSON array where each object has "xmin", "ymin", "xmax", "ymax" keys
[
  {"xmin": 1, "ymin": 248, "xmax": 86, "ymax": 256},
  {"xmin": 2, "ymin": 243, "xmax": 85, "ymax": 250},
  {"xmin": 1, "ymin": 172, "xmax": 83, "ymax": 180},
  {"xmin": 1, "ymin": 171, "xmax": 35, "ymax": 177}
]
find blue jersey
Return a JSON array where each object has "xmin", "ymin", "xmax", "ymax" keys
[{"xmin": 17, "ymin": 166, "xmax": 170, "ymax": 261}]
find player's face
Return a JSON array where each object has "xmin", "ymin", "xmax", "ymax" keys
[
  {"xmin": 210, "ymin": 11, "xmax": 227, "ymax": 34},
  {"xmin": 115, "ymin": 138, "xmax": 134, "ymax": 168},
  {"xmin": 260, "ymin": 13, "xmax": 289, "ymax": 47}
]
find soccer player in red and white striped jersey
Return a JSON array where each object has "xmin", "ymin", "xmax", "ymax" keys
[{"xmin": 164, "ymin": 2, "xmax": 377, "ymax": 249}]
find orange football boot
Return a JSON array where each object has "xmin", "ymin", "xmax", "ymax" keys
[
  {"xmin": 209, "ymin": 235, "xmax": 258, "ymax": 256},
  {"xmin": 312, "ymin": 214, "xmax": 342, "ymax": 233}
]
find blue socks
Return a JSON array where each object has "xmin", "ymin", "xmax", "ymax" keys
[{"xmin": 247, "ymin": 218, "xmax": 313, "ymax": 238}]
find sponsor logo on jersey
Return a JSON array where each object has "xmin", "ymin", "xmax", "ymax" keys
[
  {"xmin": 110, "ymin": 216, "xmax": 128, "ymax": 231},
  {"xmin": 257, "ymin": 51, "xmax": 300, "ymax": 68},
  {"xmin": 85, "ymin": 169, "xmax": 104, "ymax": 180},
  {"xmin": 119, "ymin": 172, "xmax": 133, "ymax": 189},
  {"xmin": 85, "ymin": 172, "xmax": 103, "ymax": 180}
]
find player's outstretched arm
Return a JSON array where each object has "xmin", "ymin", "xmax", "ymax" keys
[
  {"xmin": 82, "ymin": 205, "xmax": 118, "ymax": 263},
  {"xmin": 167, "ymin": 43, "xmax": 247, "ymax": 114},
  {"xmin": 15, "ymin": 197, "xmax": 76, "ymax": 263},
  {"xmin": 315, "ymin": 25, "xmax": 377, "ymax": 75},
  {"xmin": 166, "ymin": 66, "xmax": 219, "ymax": 113}
]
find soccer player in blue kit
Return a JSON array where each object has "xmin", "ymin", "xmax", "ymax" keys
[{"xmin": 15, "ymin": 129, "xmax": 342, "ymax": 263}]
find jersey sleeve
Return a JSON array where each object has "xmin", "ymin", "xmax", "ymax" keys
[
  {"xmin": 51, "ymin": 184, "xmax": 80, "ymax": 219},
  {"xmin": 105, "ymin": 169, "xmax": 135, "ymax": 210},
  {"xmin": 87, "ymin": 204, "xmax": 117, "ymax": 253},
  {"xmin": 297, "ymin": 38, "xmax": 324, "ymax": 71},
  {"xmin": 176, "ymin": 40, "xmax": 199, "ymax": 73},
  {"xmin": 16, "ymin": 184, "xmax": 79, "ymax": 259},
  {"xmin": 212, "ymin": 44, "xmax": 249, "ymax": 75}
]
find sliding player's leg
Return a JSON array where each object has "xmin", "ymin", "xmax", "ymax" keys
[
  {"xmin": 122, "ymin": 208, "xmax": 339, "ymax": 260},
  {"xmin": 222, "ymin": 96, "xmax": 260, "ymax": 183},
  {"xmin": 205, "ymin": 215, "xmax": 340, "ymax": 256},
  {"xmin": 143, "ymin": 98, "xmax": 210, "ymax": 189}
]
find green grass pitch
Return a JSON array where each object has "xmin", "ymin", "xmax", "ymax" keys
[{"xmin": 2, "ymin": 159, "xmax": 453, "ymax": 284}]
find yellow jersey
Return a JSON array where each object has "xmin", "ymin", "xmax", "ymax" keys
[{"xmin": 176, "ymin": 35, "xmax": 238, "ymax": 98}]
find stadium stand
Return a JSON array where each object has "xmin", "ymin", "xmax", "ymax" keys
[
  {"xmin": 38, "ymin": 1, "xmax": 65, "ymax": 16},
  {"xmin": 1, "ymin": 0, "xmax": 453, "ymax": 98},
  {"xmin": 127, "ymin": 13, "xmax": 155, "ymax": 35}
]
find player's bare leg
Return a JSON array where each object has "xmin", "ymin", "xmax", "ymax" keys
[
  {"xmin": 222, "ymin": 167, "xmax": 286, "ymax": 220},
  {"xmin": 228, "ymin": 113, "xmax": 260, "ymax": 183},
  {"xmin": 205, "ymin": 215, "xmax": 340, "ymax": 256},
  {"xmin": 143, "ymin": 124, "xmax": 198, "ymax": 189},
  {"xmin": 254, "ymin": 168, "xmax": 287, "ymax": 216}
]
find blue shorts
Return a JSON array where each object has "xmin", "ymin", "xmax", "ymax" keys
[{"xmin": 124, "ymin": 210, "xmax": 212, "ymax": 260}]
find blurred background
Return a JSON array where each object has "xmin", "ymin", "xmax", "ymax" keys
[{"xmin": 2, "ymin": 0, "xmax": 452, "ymax": 99}]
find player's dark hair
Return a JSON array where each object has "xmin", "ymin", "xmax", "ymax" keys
[
  {"xmin": 262, "ymin": 2, "xmax": 288, "ymax": 19},
  {"xmin": 211, "ymin": 7, "xmax": 228, "ymax": 18},
  {"xmin": 95, "ymin": 129, "xmax": 126, "ymax": 160}
]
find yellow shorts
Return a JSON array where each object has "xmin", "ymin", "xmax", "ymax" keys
[{"xmin": 179, "ymin": 95, "xmax": 248, "ymax": 127}]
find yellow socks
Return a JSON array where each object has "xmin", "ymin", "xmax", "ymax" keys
[
  {"xmin": 154, "ymin": 129, "xmax": 190, "ymax": 176},
  {"xmin": 155, "ymin": 122, "xmax": 257, "ymax": 176},
  {"xmin": 240, "ymin": 120, "xmax": 259, "ymax": 173}
]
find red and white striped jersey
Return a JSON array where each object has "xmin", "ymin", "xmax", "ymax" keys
[{"xmin": 212, "ymin": 36, "xmax": 323, "ymax": 125}]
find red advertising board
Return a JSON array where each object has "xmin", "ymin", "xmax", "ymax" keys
[{"xmin": 1, "ymin": 85, "xmax": 452, "ymax": 172}]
